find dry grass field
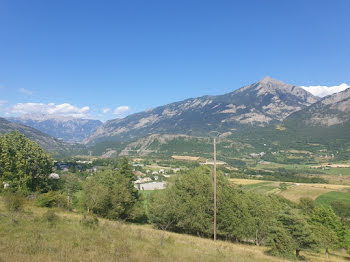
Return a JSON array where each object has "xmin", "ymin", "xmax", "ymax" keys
[
  {"xmin": 1, "ymin": 199, "xmax": 349, "ymax": 262},
  {"xmin": 171, "ymin": 155, "xmax": 200, "ymax": 161},
  {"xmin": 229, "ymin": 178, "xmax": 267, "ymax": 185}
]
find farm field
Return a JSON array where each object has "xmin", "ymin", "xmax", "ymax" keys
[
  {"xmin": 229, "ymin": 178, "xmax": 350, "ymax": 202},
  {"xmin": 0, "ymin": 199, "xmax": 349, "ymax": 262},
  {"xmin": 315, "ymin": 191, "xmax": 350, "ymax": 207}
]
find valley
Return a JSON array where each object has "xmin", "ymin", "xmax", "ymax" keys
[{"xmin": 1, "ymin": 77, "xmax": 350, "ymax": 261}]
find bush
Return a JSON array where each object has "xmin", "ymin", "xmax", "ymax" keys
[
  {"xmin": 80, "ymin": 214, "xmax": 99, "ymax": 229},
  {"xmin": 267, "ymin": 226, "xmax": 296, "ymax": 259},
  {"xmin": 42, "ymin": 210, "xmax": 59, "ymax": 226},
  {"xmin": 3, "ymin": 192, "xmax": 25, "ymax": 212},
  {"xmin": 37, "ymin": 191, "xmax": 67, "ymax": 208}
]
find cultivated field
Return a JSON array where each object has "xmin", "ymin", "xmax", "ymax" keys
[{"xmin": 229, "ymin": 178, "xmax": 350, "ymax": 202}]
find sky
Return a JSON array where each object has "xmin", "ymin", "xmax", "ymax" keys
[{"xmin": 0, "ymin": 0, "xmax": 350, "ymax": 121}]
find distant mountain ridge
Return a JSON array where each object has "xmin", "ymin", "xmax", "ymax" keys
[
  {"xmin": 286, "ymin": 87, "xmax": 350, "ymax": 127},
  {"xmin": 0, "ymin": 117, "xmax": 82, "ymax": 155},
  {"xmin": 85, "ymin": 77, "xmax": 318, "ymax": 145},
  {"xmin": 8, "ymin": 115, "xmax": 102, "ymax": 143}
]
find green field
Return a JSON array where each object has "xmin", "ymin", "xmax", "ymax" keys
[
  {"xmin": 240, "ymin": 181, "xmax": 281, "ymax": 194},
  {"xmin": 315, "ymin": 191, "xmax": 350, "ymax": 207}
]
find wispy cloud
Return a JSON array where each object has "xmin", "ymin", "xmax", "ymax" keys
[
  {"xmin": 10, "ymin": 102, "xmax": 90, "ymax": 118},
  {"xmin": 301, "ymin": 83, "xmax": 350, "ymax": 97},
  {"xmin": 102, "ymin": 108, "xmax": 111, "ymax": 114},
  {"xmin": 0, "ymin": 100, "xmax": 7, "ymax": 106},
  {"xmin": 113, "ymin": 106, "xmax": 130, "ymax": 116},
  {"xmin": 19, "ymin": 88, "xmax": 33, "ymax": 96}
]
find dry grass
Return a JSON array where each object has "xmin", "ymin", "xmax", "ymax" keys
[
  {"xmin": 1, "ymin": 200, "xmax": 349, "ymax": 262},
  {"xmin": 278, "ymin": 183, "xmax": 350, "ymax": 202},
  {"xmin": 229, "ymin": 178, "xmax": 350, "ymax": 202},
  {"xmin": 229, "ymin": 178, "xmax": 268, "ymax": 185},
  {"xmin": 288, "ymin": 149, "xmax": 312, "ymax": 154},
  {"xmin": 0, "ymin": 202, "xmax": 286, "ymax": 262},
  {"xmin": 312, "ymin": 164, "xmax": 350, "ymax": 168},
  {"xmin": 171, "ymin": 155, "xmax": 200, "ymax": 161}
]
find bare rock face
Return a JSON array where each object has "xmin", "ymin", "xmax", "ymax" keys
[
  {"xmin": 291, "ymin": 87, "xmax": 350, "ymax": 126},
  {"xmin": 85, "ymin": 77, "xmax": 319, "ymax": 145}
]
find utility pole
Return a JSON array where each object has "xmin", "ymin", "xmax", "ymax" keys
[{"xmin": 213, "ymin": 137, "xmax": 217, "ymax": 241}]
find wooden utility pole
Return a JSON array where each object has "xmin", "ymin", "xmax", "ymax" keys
[{"xmin": 213, "ymin": 137, "xmax": 217, "ymax": 241}]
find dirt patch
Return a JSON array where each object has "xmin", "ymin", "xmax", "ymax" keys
[{"xmin": 172, "ymin": 155, "xmax": 200, "ymax": 161}]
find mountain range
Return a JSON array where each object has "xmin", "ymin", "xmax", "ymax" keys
[
  {"xmin": 84, "ymin": 77, "xmax": 319, "ymax": 145},
  {"xmin": 0, "ymin": 117, "xmax": 83, "ymax": 155},
  {"xmin": 2, "ymin": 76, "xmax": 350, "ymax": 159},
  {"xmin": 8, "ymin": 115, "xmax": 102, "ymax": 143}
]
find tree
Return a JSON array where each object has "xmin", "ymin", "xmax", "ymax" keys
[
  {"xmin": 0, "ymin": 131, "xmax": 53, "ymax": 193},
  {"xmin": 216, "ymin": 180, "xmax": 251, "ymax": 242},
  {"xmin": 331, "ymin": 200, "xmax": 350, "ymax": 222},
  {"xmin": 245, "ymin": 194, "xmax": 284, "ymax": 246},
  {"xmin": 149, "ymin": 166, "xmax": 256, "ymax": 241},
  {"xmin": 277, "ymin": 209, "xmax": 317, "ymax": 258},
  {"xmin": 311, "ymin": 207, "xmax": 348, "ymax": 250},
  {"xmin": 82, "ymin": 158, "xmax": 144, "ymax": 221},
  {"xmin": 149, "ymin": 166, "xmax": 214, "ymax": 237},
  {"xmin": 267, "ymin": 225, "xmax": 296, "ymax": 259},
  {"xmin": 312, "ymin": 223, "xmax": 338, "ymax": 259},
  {"xmin": 298, "ymin": 197, "xmax": 315, "ymax": 216}
]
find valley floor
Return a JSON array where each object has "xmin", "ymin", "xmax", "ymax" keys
[{"xmin": 0, "ymin": 200, "xmax": 349, "ymax": 262}]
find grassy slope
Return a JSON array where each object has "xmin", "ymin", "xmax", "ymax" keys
[
  {"xmin": 315, "ymin": 191, "xmax": 350, "ymax": 207},
  {"xmin": 1, "ymin": 200, "xmax": 349, "ymax": 262}
]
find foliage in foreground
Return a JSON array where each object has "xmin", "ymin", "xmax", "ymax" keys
[
  {"xmin": 148, "ymin": 166, "xmax": 350, "ymax": 259},
  {"xmin": 0, "ymin": 131, "xmax": 54, "ymax": 193},
  {"xmin": 82, "ymin": 158, "xmax": 146, "ymax": 222}
]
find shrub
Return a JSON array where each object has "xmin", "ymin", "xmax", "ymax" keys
[
  {"xmin": 3, "ymin": 192, "xmax": 25, "ymax": 212},
  {"xmin": 37, "ymin": 191, "xmax": 67, "ymax": 208},
  {"xmin": 42, "ymin": 210, "xmax": 59, "ymax": 226},
  {"xmin": 80, "ymin": 214, "xmax": 99, "ymax": 229}
]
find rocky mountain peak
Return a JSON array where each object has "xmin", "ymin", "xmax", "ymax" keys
[
  {"xmin": 258, "ymin": 76, "xmax": 282, "ymax": 85},
  {"xmin": 85, "ymin": 78, "xmax": 320, "ymax": 145}
]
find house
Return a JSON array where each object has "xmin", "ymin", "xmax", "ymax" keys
[
  {"xmin": 49, "ymin": 173, "xmax": 60, "ymax": 179},
  {"xmin": 152, "ymin": 171, "xmax": 159, "ymax": 175},
  {"xmin": 159, "ymin": 169, "xmax": 165, "ymax": 174}
]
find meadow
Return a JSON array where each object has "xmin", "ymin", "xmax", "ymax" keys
[{"xmin": 0, "ymin": 199, "xmax": 349, "ymax": 262}]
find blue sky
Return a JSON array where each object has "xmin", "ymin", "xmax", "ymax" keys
[{"xmin": 1, "ymin": 0, "xmax": 349, "ymax": 121}]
